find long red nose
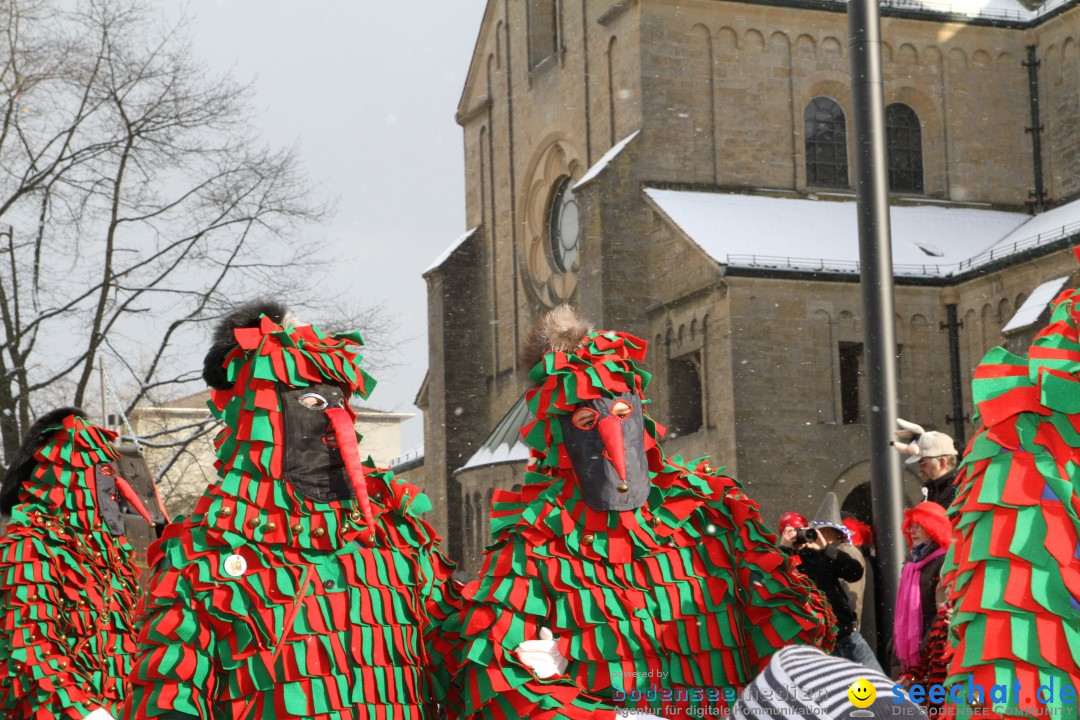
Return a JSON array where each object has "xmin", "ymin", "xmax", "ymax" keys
[
  {"xmin": 597, "ymin": 416, "xmax": 627, "ymax": 481},
  {"xmin": 115, "ymin": 477, "xmax": 154, "ymax": 525},
  {"xmin": 325, "ymin": 407, "xmax": 376, "ymax": 542}
]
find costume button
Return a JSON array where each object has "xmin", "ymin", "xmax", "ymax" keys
[
  {"xmin": 582, "ymin": 534, "xmax": 595, "ymax": 544},
  {"xmin": 349, "ymin": 509, "xmax": 362, "ymax": 523},
  {"xmin": 218, "ymin": 507, "xmax": 232, "ymax": 518},
  {"xmin": 291, "ymin": 524, "xmax": 303, "ymax": 534},
  {"xmin": 263, "ymin": 522, "xmax": 276, "ymax": 532},
  {"xmin": 57, "ymin": 660, "xmax": 68, "ymax": 669},
  {"xmin": 616, "ymin": 483, "xmax": 629, "ymax": 493},
  {"xmin": 312, "ymin": 527, "xmax": 325, "ymax": 537},
  {"xmin": 247, "ymin": 518, "xmax": 260, "ymax": 528},
  {"xmin": 648, "ymin": 516, "xmax": 662, "ymax": 528},
  {"xmin": 373, "ymin": 492, "xmax": 383, "ymax": 502}
]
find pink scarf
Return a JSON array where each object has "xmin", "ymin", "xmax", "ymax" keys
[{"xmin": 894, "ymin": 546, "xmax": 946, "ymax": 671}]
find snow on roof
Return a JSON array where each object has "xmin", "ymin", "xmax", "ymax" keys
[
  {"xmin": 827, "ymin": 0, "xmax": 1073, "ymax": 23},
  {"xmin": 456, "ymin": 395, "xmax": 532, "ymax": 474},
  {"xmin": 644, "ymin": 188, "xmax": 1031, "ymax": 277},
  {"xmin": 458, "ymin": 439, "xmax": 531, "ymax": 472},
  {"xmin": 983, "ymin": 195, "xmax": 1080, "ymax": 257},
  {"xmin": 423, "ymin": 226, "xmax": 479, "ymax": 275},
  {"xmin": 574, "ymin": 131, "xmax": 640, "ymax": 190},
  {"xmin": 1001, "ymin": 276, "xmax": 1071, "ymax": 333}
]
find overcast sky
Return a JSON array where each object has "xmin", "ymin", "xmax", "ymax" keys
[{"xmin": 184, "ymin": 1, "xmax": 489, "ymax": 450}]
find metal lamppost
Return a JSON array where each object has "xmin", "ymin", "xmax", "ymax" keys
[{"xmin": 848, "ymin": 0, "xmax": 906, "ymax": 662}]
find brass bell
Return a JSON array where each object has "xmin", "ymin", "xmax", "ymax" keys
[
  {"xmin": 616, "ymin": 482, "xmax": 629, "ymax": 493},
  {"xmin": 648, "ymin": 516, "xmax": 662, "ymax": 528},
  {"xmin": 582, "ymin": 533, "xmax": 595, "ymax": 544}
]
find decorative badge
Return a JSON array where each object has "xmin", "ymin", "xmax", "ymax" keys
[{"xmin": 223, "ymin": 554, "xmax": 247, "ymax": 577}]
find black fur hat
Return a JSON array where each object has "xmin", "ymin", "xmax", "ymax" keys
[
  {"xmin": 202, "ymin": 300, "xmax": 291, "ymax": 390},
  {"xmin": 1, "ymin": 407, "xmax": 86, "ymax": 514}
]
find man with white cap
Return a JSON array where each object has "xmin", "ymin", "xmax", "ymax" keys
[{"xmin": 891, "ymin": 419, "xmax": 959, "ymax": 507}]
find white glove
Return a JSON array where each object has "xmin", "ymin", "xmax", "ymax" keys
[
  {"xmin": 84, "ymin": 709, "xmax": 118, "ymax": 720},
  {"xmin": 514, "ymin": 626, "xmax": 568, "ymax": 679}
]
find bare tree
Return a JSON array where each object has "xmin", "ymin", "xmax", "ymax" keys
[{"xmin": 0, "ymin": 0, "xmax": 391, "ymax": 461}]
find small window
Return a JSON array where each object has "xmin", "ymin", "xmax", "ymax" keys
[
  {"xmin": 668, "ymin": 352, "xmax": 703, "ymax": 437},
  {"xmin": 886, "ymin": 103, "xmax": 924, "ymax": 194},
  {"xmin": 804, "ymin": 97, "xmax": 849, "ymax": 188},
  {"xmin": 527, "ymin": 0, "xmax": 558, "ymax": 70},
  {"xmin": 839, "ymin": 342, "xmax": 864, "ymax": 425}
]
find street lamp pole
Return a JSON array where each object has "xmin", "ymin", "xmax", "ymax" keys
[{"xmin": 848, "ymin": 0, "xmax": 905, "ymax": 663}]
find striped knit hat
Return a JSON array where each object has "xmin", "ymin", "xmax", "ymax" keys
[{"xmin": 733, "ymin": 645, "xmax": 928, "ymax": 719}]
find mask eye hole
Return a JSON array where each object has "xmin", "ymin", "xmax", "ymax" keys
[
  {"xmin": 571, "ymin": 407, "xmax": 599, "ymax": 430},
  {"xmin": 611, "ymin": 400, "xmax": 633, "ymax": 420},
  {"xmin": 297, "ymin": 392, "xmax": 329, "ymax": 411}
]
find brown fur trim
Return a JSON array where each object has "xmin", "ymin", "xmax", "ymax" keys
[{"xmin": 519, "ymin": 305, "xmax": 592, "ymax": 372}]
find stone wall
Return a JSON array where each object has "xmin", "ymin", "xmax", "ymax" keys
[{"xmin": 428, "ymin": 0, "xmax": 1080, "ymax": 572}]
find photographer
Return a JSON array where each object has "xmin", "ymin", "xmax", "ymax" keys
[
  {"xmin": 791, "ymin": 493, "xmax": 884, "ymax": 673},
  {"xmin": 776, "ymin": 512, "xmax": 810, "ymax": 558}
]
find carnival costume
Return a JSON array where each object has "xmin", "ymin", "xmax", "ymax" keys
[
  {"xmin": 124, "ymin": 302, "xmax": 461, "ymax": 719},
  {"xmin": 0, "ymin": 408, "xmax": 154, "ymax": 719},
  {"xmin": 449, "ymin": 307, "xmax": 835, "ymax": 720},
  {"xmin": 944, "ymin": 285, "xmax": 1080, "ymax": 718}
]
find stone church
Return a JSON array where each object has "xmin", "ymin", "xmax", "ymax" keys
[{"xmin": 414, "ymin": 0, "xmax": 1080, "ymax": 572}]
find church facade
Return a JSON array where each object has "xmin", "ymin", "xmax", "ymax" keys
[{"xmin": 418, "ymin": 0, "xmax": 1080, "ymax": 571}]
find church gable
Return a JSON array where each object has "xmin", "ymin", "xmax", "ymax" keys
[{"xmin": 457, "ymin": 0, "xmax": 499, "ymax": 123}]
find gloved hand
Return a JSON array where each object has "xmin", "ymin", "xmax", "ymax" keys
[
  {"xmin": 514, "ymin": 626, "xmax": 568, "ymax": 679},
  {"xmin": 84, "ymin": 709, "xmax": 118, "ymax": 720}
]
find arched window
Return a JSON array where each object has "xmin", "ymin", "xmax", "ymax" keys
[
  {"xmin": 527, "ymin": 0, "xmax": 558, "ymax": 70},
  {"xmin": 886, "ymin": 103, "xmax": 924, "ymax": 193},
  {"xmin": 804, "ymin": 97, "xmax": 849, "ymax": 188}
]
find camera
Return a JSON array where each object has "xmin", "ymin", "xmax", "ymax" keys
[{"xmin": 794, "ymin": 527, "xmax": 819, "ymax": 544}]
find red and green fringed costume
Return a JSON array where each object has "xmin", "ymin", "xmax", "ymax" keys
[
  {"xmin": 448, "ymin": 326, "xmax": 835, "ymax": 720},
  {"xmin": 944, "ymin": 286, "xmax": 1080, "ymax": 719},
  {"xmin": 0, "ymin": 412, "xmax": 142, "ymax": 719},
  {"xmin": 124, "ymin": 310, "xmax": 461, "ymax": 719}
]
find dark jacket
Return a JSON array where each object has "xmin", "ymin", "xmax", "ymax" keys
[
  {"xmin": 913, "ymin": 544, "xmax": 946, "ymax": 648},
  {"xmin": 924, "ymin": 469, "xmax": 957, "ymax": 508},
  {"xmin": 797, "ymin": 543, "xmax": 865, "ymax": 638}
]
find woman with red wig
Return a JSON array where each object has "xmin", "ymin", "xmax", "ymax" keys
[{"xmin": 894, "ymin": 502, "xmax": 952, "ymax": 700}]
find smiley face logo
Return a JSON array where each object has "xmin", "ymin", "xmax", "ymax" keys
[{"xmin": 848, "ymin": 678, "xmax": 876, "ymax": 708}]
